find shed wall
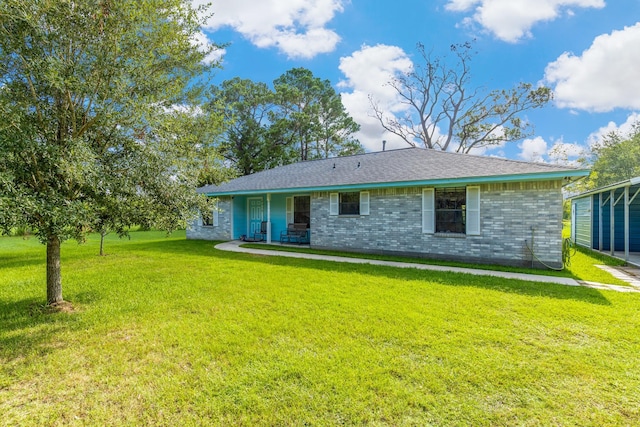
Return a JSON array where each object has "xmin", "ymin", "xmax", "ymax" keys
[
  {"xmin": 593, "ymin": 188, "xmax": 640, "ymax": 252},
  {"xmin": 573, "ymin": 196, "xmax": 592, "ymax": 248}
]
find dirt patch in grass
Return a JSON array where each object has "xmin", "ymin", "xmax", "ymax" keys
[
  {"xmin": 48, "ymin": 301, "xmax": 76, "ymax": 313},
  {"xmin": 29, "ymin": 300, "xmax": 77, "ymax": 315}
]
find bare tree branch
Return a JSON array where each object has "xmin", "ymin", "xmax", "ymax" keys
[{"xmin": 369, "ymin": 41, "xmax": 552, "ymax": 153}]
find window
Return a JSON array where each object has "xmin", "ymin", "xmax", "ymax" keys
[
  {"xmin": 339, "ymin": 192, "xmax": 360, "ymax": 215},
  {"xmin": 294, "ymin": 196, "xmax": 310, "ymax": 228},
  {"xmin": 202, "ymin": 211, "xmax": 214, "ymax": 227},
  {"xmin": 422, "ymin": 186, "xmax": 480, "ymax": 235},
  {"xmin": 202, "ymin": 200, "xmax": 219, "ymax": 227},
  {"xmin": 435, "ymin": 187, "xmax": 466, "ymax": 233},
  {"xmin": 330, "ymin": 191, "xmax": 370, "ymax": 216},
  {"xmin": 286, "ymin": 196, "xmax": 311, "ymax": 228}
]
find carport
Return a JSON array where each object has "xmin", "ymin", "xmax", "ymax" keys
[{"xmin": 571, "ymin": 177, "xmax": 640, "ymax": 266}]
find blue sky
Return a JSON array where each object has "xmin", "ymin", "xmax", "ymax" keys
[{"xmin": 193, "ymin": 0, "xmax": 640, "ymax": 164}]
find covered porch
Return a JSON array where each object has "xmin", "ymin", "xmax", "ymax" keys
[{"xmin": 230, "ymin": 193, "xmax": 311, "ymax": 244}]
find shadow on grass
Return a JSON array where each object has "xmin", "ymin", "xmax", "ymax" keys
[
  {"xmin": 129, "ymin": 238, "xmax": 612, "ymax": 306},
  {"xmin": 0, "ymin": 297, "xmax": 82, "ymax": 362},
  {"xmin": 0, "ymin": 254, "xmax": 45, "ymax": 270}
]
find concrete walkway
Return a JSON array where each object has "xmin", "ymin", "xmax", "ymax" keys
[{"xmin": 215, "ymin": 241, "xmax": 640, "ymax": 292}]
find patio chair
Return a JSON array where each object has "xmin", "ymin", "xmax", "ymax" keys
[
  {"xmin": 280, "ymin": 223, "xmax": 309, "ymax": 244},
  {"xmin": 252, "ymin": 221, "xmax": 268, "ymax": 241}
]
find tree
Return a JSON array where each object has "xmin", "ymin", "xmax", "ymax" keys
[
  {"xmin": 208, "ymin": 78, "xmax": 284, "ymax": 176},
  {"xmin": 587, "ymin": 122, "xmax": 640, "ymax": 188},
  {"xmin": 0, "ymin": 0, "xmax": 221, "ymax": 305},
  {"xmin": 315, "ymin": 88, "xmax": 363, "ymax": 159},
  {"xmin": 271, "ymin": 68, "xmax": 362, "ymax": 161},
  {"xmin": 370, "ymin": 42, "xmax": 552, "ymax": 153},
  {"xmin": 208, "ymin": 70, "xmax": 363, "ymax": 176}
]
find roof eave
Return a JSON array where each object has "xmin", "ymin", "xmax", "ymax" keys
[
  {"xmin": 570, "ymin": 175, "xmax": 640, "ymax": 199},
  {"xmin": 204, "ymin": 169, "xmax": 590, "ymax": 197}
]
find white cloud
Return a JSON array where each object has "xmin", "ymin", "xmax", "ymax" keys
[
  {"xmin": 163, "ymin": 104, "xmax": 204, "ymax": 116},
  {"xmin": 518, "ymin": 136, "xmax": 548, "ymax": 162},
  {"xmin": 191, "ymin": 30, "xmax": 226, "ymax": 65},
  {"xmin": 586, "ymin": 112, "xmax": 640, "ymax": 148},
  {"xmin": 337, "ymin": 44, "xmax": 414, "ymax": 151},
  {"xmin": 548, "ymin": 139, "xmax": 585, "ymax": 166},
  {"xmin": 446, "ymin": 0, "xmax": 604, "ymax": 42},
  {"xmin": 192, "ymin": 0, "xmax": 344, "ymax": 59},
  {"xmin": 513, "ymin": 114, "xmax": 640, "ymax": 165},
  {"xmin": 545, "ymin": 23, "xmax": 640, "ymax": 112}
]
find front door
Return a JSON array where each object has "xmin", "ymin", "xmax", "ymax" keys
[{"xmin": 248, "ymin": 198, "xmax": 264, "ymax": 237}]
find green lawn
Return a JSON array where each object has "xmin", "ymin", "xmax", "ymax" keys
[
  {"xmin": 242, "ymin": 241, "xmax": 628, "ymax": 286},
  {"xmin": 2, "ymin": 231, "xmax": 640, "ymax": 425}
]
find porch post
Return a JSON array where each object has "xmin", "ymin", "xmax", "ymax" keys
[
  {"xmin": 598, "ymin": 192, "xmax": 603, "ymax": 251},
  {"xmin": 230, "ymin": 197, "xmax": 234, "ymax": 240},
  {"xmin": 610, "ymin": 189, "xmax": 615, "ymax": 256},
  {"xmin": 625, "ymin": 186, "xmax": 630, "ymax": 261},
  {"xmin": 266, "ymin": 193, "xmax": 272, "ymax": 244}
]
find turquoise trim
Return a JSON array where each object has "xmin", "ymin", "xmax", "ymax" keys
[{"xmin": 204, "ymin": 170, "xmax": 590, "ymax": 197}]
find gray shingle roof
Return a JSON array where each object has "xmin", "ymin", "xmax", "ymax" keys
[{"xmin": 200, "ymin": 147, "xmax": 589, "ymax": 195}]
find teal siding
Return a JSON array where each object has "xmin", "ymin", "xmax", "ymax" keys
[
  {"xmin": 599, "ymin": 188, "xmax": 630, "ymax": 252},
  {"xmin": 232, "ymin": 195, "xmax": 249, "ymax": 239},
  {"xmin": 614, "ymin": 191, "xmax": 625, "ymax": 251},
  {"xmin": 269, "ymin": 194, "xmax": 288, "ymax": 240},
  {"xmin": 632, "ymin": 191, "xmax": 640, "ymax": 251},
  {"xmin": 575, "ymin": 184, "xmax": 640, "ymax": 253},
  {"xmin": 601, "ymin": 195, "xmax": 611, "ymax": 251},
  {"xmin": 592, "ymin": 195, "xmax": 600, "ymax": 249},
  {"xmin": 231, "ymin": 193, "xmax": 310, "ymax": 240}
]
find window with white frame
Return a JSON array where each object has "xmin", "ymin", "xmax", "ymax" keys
[
  {"xmin": 435, "ymin": 187, "xmax": 466, "ymax": 233},
  {"xmin": 202, "ymin": 200, "xmax": 219, "ymax": 227},
  {"xmin": 202, "ymin": 211, "xmax": 213, "ymax": 227},
  {"xmin": 329, "ymin": 191, "xmax": 370, "ymax": 216},
  {"xmin": 286, "ymin": 196, "xmax": 311, "ymax": 228},
  {"xmin": 422, "ymin": 186, "xmax": 480, "ymax": 235}
]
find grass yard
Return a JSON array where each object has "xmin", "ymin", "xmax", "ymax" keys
[
  {"xmin": 241, "ymin": 241, "xmax": 629, "ymax": 286},
  {"xmin": 1, "ymin": 231, "xmax": 640, "ymax": 425}
]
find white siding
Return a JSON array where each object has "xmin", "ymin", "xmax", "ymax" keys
[{"xmin": 573, "ymin": 196, "xmax": 592, "ymax": 248}]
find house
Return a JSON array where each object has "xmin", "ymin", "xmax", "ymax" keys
[
  {"xmin": 570, "ymin": 176, "xmax": 640, "ymax": 266},
  {"xmin": 188, "ymin": 147, "xmax": 589, "ymax": 269}
]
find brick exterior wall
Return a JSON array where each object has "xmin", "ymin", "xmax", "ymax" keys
[
  {"xmin": 186, "ymin": 198, "xmax": 232, "ymax": 241},
  {"xmin": 311, "ymin": 181, "xmax": 565, "ymax": 268}
]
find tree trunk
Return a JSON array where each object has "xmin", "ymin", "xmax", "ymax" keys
[
  {"xmin": 46, "ymin": 235, "xmax": 63, "ymax": 305},
  {"xmin": 100, "ymin": 232, "xmax": 106, "ymax": 256}
]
